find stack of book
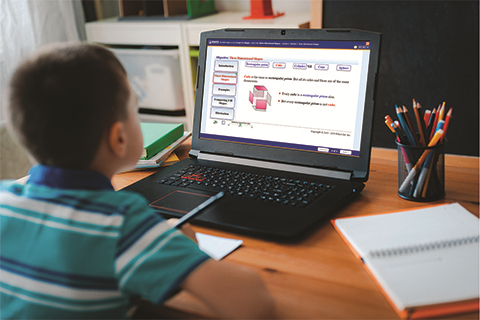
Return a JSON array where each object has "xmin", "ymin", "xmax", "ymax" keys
[{"xmin": 136, "ymin": 122, "xmax": 191, "ymax": 169}]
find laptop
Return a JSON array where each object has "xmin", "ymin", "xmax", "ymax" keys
[{"xmin": 123, "ymin": 28, "xmax": 381, "ymax": 241}]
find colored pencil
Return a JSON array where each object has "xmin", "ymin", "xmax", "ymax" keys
[
  {"xmin": 413, "ymin": 100, "xmax": 427, "ymax": 146},
  {"xmin": 430, "ymin": 105, "xmax": 441, "ymax": 140},
  {"xmin": 396, "ymin": 105, "xmax": 417, "ymax": 146},
  {"xmin": 426, "ymin": 107, "xmax": 437, "ymax": 141},
  {"xmin": 438, "ymin": 102, "xmax": 446, "ymax": 122},
  {"xmin": 403, "ymin": 105, "xmax": 420, "ymax": 146},
  {"xmin": 424, "ymin": 109, "xmax": 431, "ymax": 127},
  {"xmin": 442, "ymin": 108, "xmax": 453, "ymax": 142},
  {"xmin": 416, "ymin": 101, "xmax": 428, "ymax": 145}
]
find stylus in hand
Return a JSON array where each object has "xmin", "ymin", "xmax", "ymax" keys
[{"xmin": 172, "ymin": 191, "xmax": 224, "ymax": 229}]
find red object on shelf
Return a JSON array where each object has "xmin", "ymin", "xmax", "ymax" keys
[{"xmin": 243, "ymin": 0, "xmax": 285, "ymax": 20}]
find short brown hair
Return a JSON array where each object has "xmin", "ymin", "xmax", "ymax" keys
[{"xmin": 6, "ymin": 42, "xmax": 129, "ymax": 169}]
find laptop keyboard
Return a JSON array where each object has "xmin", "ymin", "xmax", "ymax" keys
[{"xmin": 157, "ymin": 165, "xmax": 335, "ymax": 207}]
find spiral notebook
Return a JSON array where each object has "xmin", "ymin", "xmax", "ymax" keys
[{"xmin": 332, "ymin": 203, "xmax": 479, "ymax": 319}]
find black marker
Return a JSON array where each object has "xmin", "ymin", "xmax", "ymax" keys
[{"xmin": 172, "ymin": 191, "xmax": 224, "ymax": 228}]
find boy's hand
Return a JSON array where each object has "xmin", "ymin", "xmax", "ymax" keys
[
  {"xmin": 167, "ymin": 218, "xmax": 198, "ymax": 244},
  {"xmin": 181, "ymin": 260, "xmax": 276, "ymax": 318}
]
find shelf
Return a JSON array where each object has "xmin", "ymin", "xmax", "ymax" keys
[
  {"xmin": 138, "ymin": 113, "xmax": 188, "ymax": 125},
  {"xmin": 184, "ymin": 11, "xmax": 310, "ymax": 45},
  {"xmin": 86, "ymin": 18, "xmax": 183, "ymax": 46},
  {"xmin": 85, "ymin": 12, "xmax": 311, "ymax": 131}
]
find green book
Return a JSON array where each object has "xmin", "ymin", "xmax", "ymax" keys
[
  {"xmin": 140, "ymin": 122, "xmax": 184, "ymax": 160},
  {"xmin": 186, "ymin": 0, "xmax": 216, "ymax": 17}
]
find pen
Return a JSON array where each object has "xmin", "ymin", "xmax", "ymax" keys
[
  {"xmin": 423, "ymin": 109, "xmax": 451, "ymax": 197},
  {"xmin": 414, "ymin": 121, "xmax": 444, "ymax": 197},
  {"xmin": 172, "ymin": 191, "xmax": 224, "ymax": 228},
  {"xmin": 414, "ymin": 151, "xmax": 434, "ymax": 198},
  {"xmin": 421, "ymin": 160, "xmax": 435, "ymax": 198},
  {"xmin": 385, "ymin": 115, "xmax": 395, "ymax": 133},
  {"xmin": 394, "ymin": 120, "xmax": 408, "ymax": 144},
  {"xmin": 435, "ymin": 119, "xmax": 445, "ymax": 135},
  {"xmin": 399, "ymin": 129, "xmax": 444, "ymax": 194},
  {"xmin": 391, "ymin": 122, "xmax": 406, "ymax": 144},
  {"xmin": 389, "ymin": 122, "xmax": 412, "ymax": 171}
]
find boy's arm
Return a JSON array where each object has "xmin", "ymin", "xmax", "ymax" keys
[{"xmin": 181, "ymin": 259, "xmax": 275, "ymax": 319}]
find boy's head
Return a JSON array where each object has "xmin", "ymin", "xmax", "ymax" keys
[{"xmin": 6, "ymin": 42, "xmax": 132, "ymax": 169}]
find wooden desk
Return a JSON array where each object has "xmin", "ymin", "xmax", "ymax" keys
[{"xmin": 113, "ymin": 140, "xmax": 479, "ymax": 319}]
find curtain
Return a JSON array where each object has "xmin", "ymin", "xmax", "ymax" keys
[
  {"xmin": 0, "ymin": 0, "xmax": 84, "ymax": 123},
  {"xmin": 0, "ymin": 0, "xmax": 84, "ymax": 179}
]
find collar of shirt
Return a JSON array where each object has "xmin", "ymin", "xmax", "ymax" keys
[{"xmin": 27, "ymin": 164, "xmax": 114, "ymax": 191}]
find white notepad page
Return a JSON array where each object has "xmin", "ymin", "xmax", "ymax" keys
[
  {"xmin": 197, "ymin": 233, "xmax": 243, "ymax": 261},
  {"xmin": 334, "ymin": 203, "xmax": 479, "ymax": 310}
]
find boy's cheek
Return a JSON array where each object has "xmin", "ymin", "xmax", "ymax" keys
[
  {"xmin": 130, "ymin": 132, "xmax": 143, "ymax": 163},
  {"xmin": 135, "ymin": 124, "xmax": 143, "ymax": 157}
]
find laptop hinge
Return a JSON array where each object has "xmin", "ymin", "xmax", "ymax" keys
[
  {"xmin": 189, "ymin": 149, "xmax": 200, "ymax": 158},
  {"xmin": 197, "ymin": 153, "xmax": 352, "ymax": 180}
]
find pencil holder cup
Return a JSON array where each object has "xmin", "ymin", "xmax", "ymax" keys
[{"xmin": 396, "ymin": 140, "xmax": 445, "ymax": 201}]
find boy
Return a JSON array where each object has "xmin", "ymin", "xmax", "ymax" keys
[{"xmin": 0, "ymin": 43, "xmax": 274, "ymax": 319}]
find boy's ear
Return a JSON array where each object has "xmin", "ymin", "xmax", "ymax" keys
[{"xmin": 108, "ymin": 121, "xmax": 127, "ymax": 158}]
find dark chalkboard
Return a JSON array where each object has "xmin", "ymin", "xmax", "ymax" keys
[{"xmin": 323, "ymin": 0, "xmax": 479, "ymax": 156}]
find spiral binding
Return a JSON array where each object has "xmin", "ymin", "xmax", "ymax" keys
[{"xmin": 369, "ymin": 236, "xmax": 479, "ymax": 259}]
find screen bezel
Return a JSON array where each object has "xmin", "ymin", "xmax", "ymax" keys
[{"xmin": 191, "ymin": 28, "xmax": 381, "ymax": 180}]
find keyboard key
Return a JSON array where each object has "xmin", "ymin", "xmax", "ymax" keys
[{"xmin": 157, "ymin": 165, "xmax": 335, "ymax": 207}]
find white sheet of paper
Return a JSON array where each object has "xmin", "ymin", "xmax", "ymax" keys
[{"xmin": 197, "ymin": 233, "xmax": 243, "ymax": 261}]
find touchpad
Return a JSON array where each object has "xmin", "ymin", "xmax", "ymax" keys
[{"xmin": 149, "ymin": 190, "xmax": 213, "ymax": 216}]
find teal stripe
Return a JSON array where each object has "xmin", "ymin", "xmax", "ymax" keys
[
  {"xmin": 120, "ymin": 232, "xmax": 209, "ymax": 303},
  {"xmin": 116, "ymin": 215, "xmax": 161, "ymax": 257},
  {"xmin": 1, "ymin": 258, "xmax": 118, "ymax": 290},
  {"xmin": 29, "ymin": 192, "xmax": 123, "ymax": 216},
  {"xmin": 0, "ymin": 282, "xmax": 128, "ymax": 309},
  {"xmin": 118, "ymin": 228, "xmax": 178, "ymax": 280},
  {"xmin": 1, "ymin": 217, "xmax": 117, "ymax": 276},
  {"xmin": 1, "ymin": 295, "xmax": 128, "ymax": 320},
  {"xmin": 24, "ymin": 184, "xmax": 123, "ymax": 215},
  {"xmin": 0, "ymin": 204, "xmax": 120, "ymax": 234}
]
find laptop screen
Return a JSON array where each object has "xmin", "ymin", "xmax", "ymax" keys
[{"xmin": 198, "ymin": 38, "xmax": 372, "ymax": 158}]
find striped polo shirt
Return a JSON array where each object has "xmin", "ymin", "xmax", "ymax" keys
[{"xmin": 0, "ymin": 165, "xmax": 210, "ymax": 319}]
